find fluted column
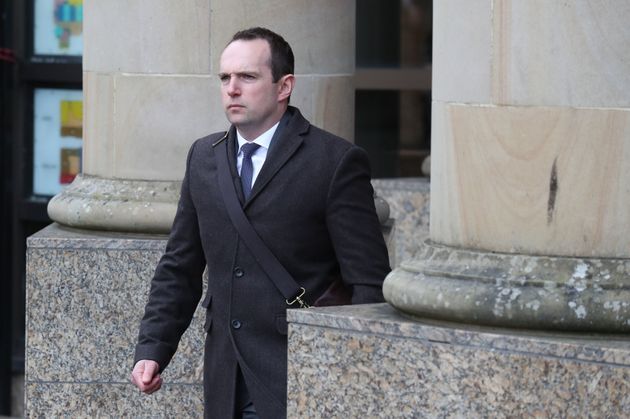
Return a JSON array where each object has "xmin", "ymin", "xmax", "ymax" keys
[
  {"xmin": 384, "ymin": 0, "xmax": 630, "ymax": 331},
  {"xmin": 48, "ymin": 0, "xmax": 356, "ymax": 233}
]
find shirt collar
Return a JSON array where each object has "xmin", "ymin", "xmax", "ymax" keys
[{"xmin": 236, "ymin": 121, "xmax": 280, "ymax": 152}]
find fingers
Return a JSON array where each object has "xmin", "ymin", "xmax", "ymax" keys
[
  {"xmin": 141, "ymin": 374, "xmax": 163, "ymax": 395},
  {"xmin": 131, "ymin": 360, "xmax": 163, "ymax": 394},
  {"xmin": 141, "ymin": 360, "xmax": 159, "ymax": 384}
]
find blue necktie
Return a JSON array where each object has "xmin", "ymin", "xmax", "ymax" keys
[{"xmin": 240, "ymin": 142, "xmax": 261, "ymax": 199}]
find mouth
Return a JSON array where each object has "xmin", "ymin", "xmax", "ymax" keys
[{"xmin": 227, "ymin": 104, "xmax": 244, "ymax": 110}]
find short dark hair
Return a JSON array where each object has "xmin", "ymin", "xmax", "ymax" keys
[{"xmin": 230, "ymin": 27, "xmax": 294, "ymax": 83}]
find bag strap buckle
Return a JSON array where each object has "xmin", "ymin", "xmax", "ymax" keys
[{"xmin": 286, "ymin": 287, "xmax": 310, "ymax": 308}]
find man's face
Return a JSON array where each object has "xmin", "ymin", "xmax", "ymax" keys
[{"xmin": 219, "ymin": 39, "xmax": 288, "ymax": 140}]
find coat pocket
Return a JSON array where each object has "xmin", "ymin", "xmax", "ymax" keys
[
  {"xmin": 201, "ymin": 293, "xmax": 212, "ymax": 309},
  {"xmin": 203, "ymin": 295, "xmax": 212, "ymax": 333},
  {"xmin": 204, "ymin": 309, "xmax": 213, "ymax": 333},
  {"xmin": 275, "ymin": 313, "xmax": 287, "ymax": 336}
]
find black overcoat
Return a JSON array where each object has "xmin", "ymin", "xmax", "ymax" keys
[{"xmin": 135, "ymin": 107, "xmax": 390, "ymax": 418}]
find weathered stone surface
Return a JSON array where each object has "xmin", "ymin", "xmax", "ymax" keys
[
  {"xmin": 82, "ymin": 72, "xmax": 221, "ymax": 181},
  {"xmin": 431, "ymin": 102, "xmax": 630, "ymax": 258},
  {"xmin": 107, "ymin": 73, "xmax": 222, "ymax": 180},
  {"xmin": 48, "ymin": 174, "xmax": 180, "ymax": 233},
  {"xmin": 434, "ymin": 0, "xmax": 630, "ymax": 108},
  {"xmin": 384, "ymin": 241, "xmax": 630, "ymax": 332},
  {"xmin": 493, "ymin": 0, "xmax": 630, "ymax": 108},
  {"xmin": 84, "ymin": 0, "xmax": 211, "ymax": 74},
  {"xmin": 433, "ymin": 0, "xmax": 493, "ymax": 104},
  {"xmin": 287, "ymin": 304, "xmax": 630, "ymax": 418}
]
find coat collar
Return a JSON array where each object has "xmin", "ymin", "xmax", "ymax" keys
[{"xmin": 224, "ymin": 106, "xmax": 310, "ymax": 208}]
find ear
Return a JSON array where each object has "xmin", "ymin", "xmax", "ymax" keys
[{"xmin": 277, "ymin": 74, "xmax": 295, "ymax": 102}]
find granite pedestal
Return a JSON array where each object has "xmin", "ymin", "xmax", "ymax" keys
[
  {"xmin": 25, "ymin": 224, "xmax": 205, "ymax": 417},
  {"xmin": 287, "ymin": 304, "xmax": 630, "ymax": 418}
]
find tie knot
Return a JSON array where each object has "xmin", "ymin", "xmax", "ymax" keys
[{"xmin": 241, "ymin": 142, "xmax": 261, "ymax": 158}]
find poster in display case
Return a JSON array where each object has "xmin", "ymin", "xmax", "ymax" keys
[
  {"xmin": 33, "ymin": 88, "xmax": 83, "ymax": 196},
  {"xmin": 34, "ymin": 0, "xmax": 83, "ymax": 56}
]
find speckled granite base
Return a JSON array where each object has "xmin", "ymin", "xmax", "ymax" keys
[
  {"xmin": 287, "ymin": 304, "xmax": 630, "ymax": 418},
  {"xmin": 25, "ymin": 383, "xmax": 203, "ymax": 417},
  {"xmin": 372, "ymin": 178, "xmax": 430, "ymax": 266},
  {"xmin": 25, "ymin": 224, "xmax": 204, "ymax": 417}
]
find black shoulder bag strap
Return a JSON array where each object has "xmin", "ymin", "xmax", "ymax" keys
[{"xmin": 213, "ymin": 132, "xmax": 309, "ymax": 308}]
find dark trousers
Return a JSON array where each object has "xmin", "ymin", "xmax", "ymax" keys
[{"xmin": 236, "ymin": 365, "xmax": 259, "ymax": 419}]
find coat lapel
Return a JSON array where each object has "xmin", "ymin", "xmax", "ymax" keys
[{"xmin": 245, "ymin": 107, "xmax": 309, "ymax": 208}]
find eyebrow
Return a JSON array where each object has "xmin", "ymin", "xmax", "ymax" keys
[{"xmin": 218, "ymin": 71, "xmax": 259, "ymax": 78}]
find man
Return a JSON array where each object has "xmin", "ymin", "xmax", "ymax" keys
[{"xmin": 131, "ymin": 27, "xmax": 390, "ymax": 418}]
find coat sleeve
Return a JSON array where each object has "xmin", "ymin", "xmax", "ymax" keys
[
  {"xmin": 134, "ymin": 140, "xmax": 206, "ymax": 371},
  {"xmin": 325, "ymin": 145, "xmax": 391, "ymax": 304}
]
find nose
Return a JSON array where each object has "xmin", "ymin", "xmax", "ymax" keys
[{"xmin": 226, "ymin": 76, "xmax": 240, "ymax": 97}]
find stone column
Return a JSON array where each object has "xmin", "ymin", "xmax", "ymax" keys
[
  {"xmin": 47, "ymin": 0, "xmax": 356, "ymax": 233},
  {"xmin": 384, "ymin": 0, "xmax": 630, "ymax": 331}
]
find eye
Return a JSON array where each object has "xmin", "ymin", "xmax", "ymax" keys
[
  {"xmin": 241, "ymin": 74, "xmax": 256, "ymax": 81},
  {"xmin": 219, "ymin": 74, "xmax": 230, "ymax": 83}
]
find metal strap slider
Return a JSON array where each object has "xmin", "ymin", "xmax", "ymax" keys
[{"xmin": 286, "ymin": 287, "xmax": 310, "ymax": 308}]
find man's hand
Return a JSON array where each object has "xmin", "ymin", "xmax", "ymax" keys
[{"xmin": 131, "ymin": 360, "xmax": 163, "ymax": 394}]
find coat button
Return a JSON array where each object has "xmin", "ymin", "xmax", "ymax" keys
[
  {"xmin": 231, "ymin": 319, "xmax": 242, "ymax": 329},
  {"xmin": 233, "ymin": 267, "xmax": 244, "ymax": 278}
]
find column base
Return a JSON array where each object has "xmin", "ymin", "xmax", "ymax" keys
[
  {"xmin": 47, "ymin": 174, "xmax": 180, "ymax": 233},
  {"xmin": 383, "ymin": 241, "xmax": 630, "ymax": 332},
  {"xmin": 48, "ymin": 175, "xmax": 395, "ymax": 235}
]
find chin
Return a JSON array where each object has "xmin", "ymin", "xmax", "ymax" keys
[{"xmin": 225, "ymin": 113, "xmax": 244, "ymax": 124}]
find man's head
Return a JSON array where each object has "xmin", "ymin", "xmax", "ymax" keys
[
  {"xmin": 230, "ymin": 27, "xmax": 294, "ymax": 83},
  {"xmin": 219, "ymin": 27, "xmax": 295, "ymax": 140}
]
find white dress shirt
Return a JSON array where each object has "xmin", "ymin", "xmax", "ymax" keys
[{"xmin": 236, "ymin": 122, "xmax": 279, "ymax": 187}]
